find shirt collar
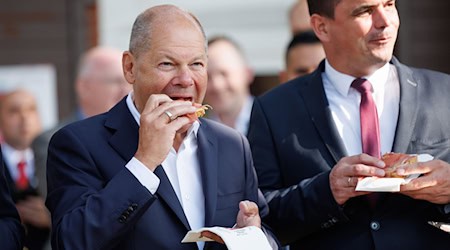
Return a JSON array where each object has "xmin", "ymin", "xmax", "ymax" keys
[
  {"xmin": 125, "ymin": 91, "xmax": 200, "ymax": 137},
  {"xmin": 1, "ymin": 142, "xmax": 33, "ymax": 165},
  {"xmin": 324, "ymin": 59, "xmax": 391, "ymax": 96}
]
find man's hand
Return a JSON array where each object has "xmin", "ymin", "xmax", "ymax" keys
[
  {"xmin": 236, "ymin": 200, "xmax": 261, "ymax": 229},
  {"xmin": 16, "ymin": 196, "xmax": 51, "ymax": 228},
  {"xmin": 329, "ymin": 154, "xmax": 385, "ymax": 205},
  {"xmin": 134, "ymin": 94, "xmax": 197, "ymax": 171},
  {"xmin": 399, "ymin": 159, "xmax": 450, "ymax": 204},
  {"xmin": 201, "ymin": 200, "xmax": 262, "ymax": 245}
]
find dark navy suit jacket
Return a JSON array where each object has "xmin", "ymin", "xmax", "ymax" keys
[
  {"xmin": 248, "ymin": 58, "xmax": 450, "ymax": 250},
  {"xmin": 0, "ymin": 146, "xmax": 24, "ymax": 250},
  {"xmin": 46, "ymin": 98, "xmax": 273, "ymax": 250}
]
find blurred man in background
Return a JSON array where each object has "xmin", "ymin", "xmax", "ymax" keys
[
  {"xmin": 205, "ymin": 36, "xmax": 255, "ymax": 136},
  {"xmin": 0, "ymin": 145, "xmax": 24, "ymax": 249},
  {"xmin": 32, "ymin": 46, "xmax": 131, "ymax": 197},
  {"xmin": 0, "ymin": 89, "xmax": 48, "ymax": 250},
  {"xmin": 279, "ymin": 30, "xmax": 325, "ymax": 83},
  {"xmin": 289, "ymin": 0, "xmax": 311, "ymax": 35}
]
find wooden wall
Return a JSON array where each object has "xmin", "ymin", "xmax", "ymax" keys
[{"xmin": 0, "ymin": 0, "xmax": 96, "ymax": 120}]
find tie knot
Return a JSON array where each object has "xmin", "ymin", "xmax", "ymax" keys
[
  {"xmin": 351, "ymin": 78, "xmax": 372, "ymax": 94},
  {"xmin": 17, "ymin": 160, "xmax": 26, "ymax": 170}
]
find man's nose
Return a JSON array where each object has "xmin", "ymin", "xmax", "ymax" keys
[
  {"xmin": 175, "ymin": 66, "xmax": 194, "ymax": 87},
  {"xmin": 373, "ymin": 7, "xmax": 393, "ymax": 29}
]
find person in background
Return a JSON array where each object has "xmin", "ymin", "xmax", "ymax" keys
[
  {"xmin": 204, "ymin": 36, "xmax": 255, "ymax": 136},
  {"xmin": 279, "ymin": 30, "xmax": 325, "ymax": 83},
  {"xmin": 32, "ymin": 46, "xmax": 131, "ymax": 197},
  {"xmin": 45, "ymin": 5, "xmax": 278, "ymax": 249},
  {"xmin": 0, "ymin": 90, "xmax": 48, "ymax": 250},
  {"xmin": 0, "ymin": 144, "xmax": 24, "ymax": 250},
  {"xmin": 248, "ymin": 0, "xmax": 450, "ymax": 249},
  {"xmin": 289, "ymin": 0, "xmax": 311, "ymax": 35}
]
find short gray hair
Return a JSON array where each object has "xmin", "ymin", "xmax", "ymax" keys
[{"xmin": 129, "ymin": 5, "xmax": 207, "ymax": 57}]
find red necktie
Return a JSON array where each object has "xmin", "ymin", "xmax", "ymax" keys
[
  {"xmin": 352, "ymin": 78, "xmax": 381, "ymax": 208},
  {"xmin": 352, "ymin": 78, "xmax": 381, "ymax": 158},
  {"xmin": 16, "ymin": 159, "xmax": 29, "ymax": 190}
]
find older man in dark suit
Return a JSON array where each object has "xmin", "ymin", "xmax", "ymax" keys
[
  {"xmin": 46, "ymin": 4, "xmax": 277, "ymax": 250},
  {"xmin": 248, "ymin": 0, "xmax": 450, "ymax": 249},
  {"xmin": 0, "ymin": 145, "xmax": 24, "ymax": 250}
]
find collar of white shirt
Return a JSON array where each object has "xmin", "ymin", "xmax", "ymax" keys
[
  {"xmin": 324, "ymin": 59, "xmax": 391, "ymax": 97},
  {"xmin": 1, "ymin": 142, "xmax": 34, "ymax": 180}
]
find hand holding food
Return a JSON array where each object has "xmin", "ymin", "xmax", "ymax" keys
[
  {"xmin": 186, "ymin": 104, "xmax": 212, "ymax": 121},
  {"xmin": 382, "ymin": 152, "xmax": 418, "ymax": 178}
]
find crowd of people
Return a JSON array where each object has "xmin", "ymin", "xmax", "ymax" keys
[{"xmin": 1, "ymin": 0, "xmax": 449, "ymax": 249}]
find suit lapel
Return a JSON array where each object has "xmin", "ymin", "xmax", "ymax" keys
[
  {"xmin": 391, "ymin": 58, "xmax": 419, "ymax": 153},
  {"xmin": 197, "ymin": 119, "xmax": 218, "ymax": 227},
  {"xmin": 106, "ymin": 99, "xmax": 140, "ymax": 162},
  {"xmin": 104, "ymin": 98, "xmax": 191, "ymax": 230},
  {"xmin": 299, "ymin": 62, "xmax": 348, "ymax": 163},
  {"xmin": 153, "ymin": 166, "xmax": 191, "ymax": 230}
]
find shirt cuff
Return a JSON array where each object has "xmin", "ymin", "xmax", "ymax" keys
[{"xmin": 126, "ymin": 157, "xmax": 160, "ymax": 194}]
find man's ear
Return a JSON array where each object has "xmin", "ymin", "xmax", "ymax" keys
[
  {"xmin": 245, "ymin": 67, "xmax": 255, "ymax": 86},
  {"xmin": 122, "ymin": 51, "xmax": 136, "ymax": 84},
  {"xmin": 310, "ymin": 14, "xmax": 330, "ymax": 43}
]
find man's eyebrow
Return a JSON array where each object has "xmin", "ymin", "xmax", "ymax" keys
[{"xmin": 351, "ymin": 4, "xmax": 374, "ymax": 15}]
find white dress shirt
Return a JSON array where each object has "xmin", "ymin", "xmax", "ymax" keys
[
  {"xmin": 1, "ymin": 142, "xmax": 35, "ymax": 182},
  {"xmin": 125, "ymin": 92, "xmax": 205, "ymax": 248},
  {"xmin": 234, "ymin": 95, "xmax": 254, "ymax": 136},
  {"xmin": 322, "ymin": 60, "xmax": 400, "ymax": 156}
]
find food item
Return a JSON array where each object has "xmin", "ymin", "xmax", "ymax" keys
[
  {"xmin": 195, "ymin": 104, "xmax": 212, "ymax": 118},
  {"xmin": 382, "ymin": 152, "xmax": 417, "ymax": 178},
  {"xmin": 186, "ymin": 104, "xmax": 212, "ymax": 121}
]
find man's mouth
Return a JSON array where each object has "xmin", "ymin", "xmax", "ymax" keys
[{"xmin": 171, "ymin": 96, "xmax": 193, "ymax": 102}]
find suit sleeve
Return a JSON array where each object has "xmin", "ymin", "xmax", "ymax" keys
[
  {"xmin": 248, "ymin": 98, "xmax": 348, "ymax": 244},
  {"xmin": 46, "ymin": 127, "xmax": 157, "ymax": 250},
  {"xmin": 0, "ymin": 150, "xmax": 24, "ymax": 250}
]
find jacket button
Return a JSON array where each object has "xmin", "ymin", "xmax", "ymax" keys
[
  {"xmin": 118, "ymin": 215, "xmax": 127, "ymax": 223},
  {"xmin": 370, "ymin": 221, "xmax": 380, "ymax": 231}
]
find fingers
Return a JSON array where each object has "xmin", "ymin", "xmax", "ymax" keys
[
  {"xmin": 239, "ymin": 200, "xmax": 258, "ymax": 216},
  {"xmin": 330, "ymin": 154, "xmax": 385, "ymax": 205},
  {"xmin": 399, "ymin": 160, "xmax": 450, "ymax": 204},
  {"xmin": 135, "ymin": 94, "xmax": 198, "ymax": 171},
  {"xmin": 16, "ymin": 199, "xmax": 51, "ymax": 228},
  {"xmin": 143, "ymin": 99, "xmax": 196, "ymax": 124},
  {"xmin": 236, "ymin": 200, "xmax": 261, "ymax": 228},
  {"xmin": 396, "ymin": 161, "xmax": 433, "ymax": 176},
  {"xmin": 343, "ymin": 154, "xmax": 385, "ymax": 177}
]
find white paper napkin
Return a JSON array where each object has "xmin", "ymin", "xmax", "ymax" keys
[
  {"xmin": 355, "ymin": 154, "xmax": 433, "ymax": 192},
  {"xmin": 182, "ymin": 226, "xmax": 272, "ymax": 250}
]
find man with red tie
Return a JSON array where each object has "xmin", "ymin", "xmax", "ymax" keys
[
  {"xmin": 248, "ymin": 0, "xmax": 450, "ymax": 249},
  {"xmin": 0, "ymin": 89, "xmax": 50, "ymax": 250},
  {"xmin": 0, "ymin": 144, "xmax": 23, "ymax": 249}
]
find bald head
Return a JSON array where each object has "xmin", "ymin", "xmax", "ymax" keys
[
  {"xmin": 129, "ymin": 4, "xmax": 207, "ymax": 58},
  {"xmin": 77, "ymin": 46, "xmax": 124, "ymax": 81},
  {"xmin": 76, "ymin": 46, "xmax": 131, "ymax": 117},
  {"xmin": 290, "ymin": 0, "xmax": 311, "ymax": 34}
]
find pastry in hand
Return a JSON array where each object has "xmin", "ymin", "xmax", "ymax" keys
[
  {"xmin": 186, "ymin": 104, "xmax": 212, "ymax": 121},
  {"xmin": 382, "ymin": 152, "xmax": 417, "ymax": 178}
]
